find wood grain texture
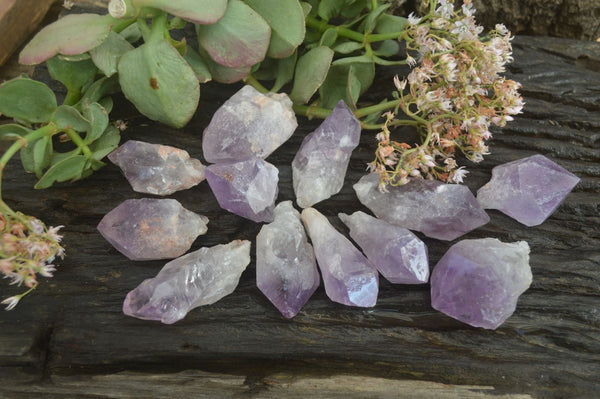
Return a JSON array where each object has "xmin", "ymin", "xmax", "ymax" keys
[{"xmin": 0, "ymin": 35, "xmax": 599, "ymax": 398}]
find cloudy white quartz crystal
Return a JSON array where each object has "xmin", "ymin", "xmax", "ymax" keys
[
  {"xmin": 123, "ymin": 240, "xmax": 251, "ymax": 324},
  {"xmin": 354, "ymin": 174, "xmax": 489, "ymax": 241},
  {"xmin": 339, "ymin": 211, "xmax": 429, "ymax": 284},
  {"xmin": 256, "ymin": 201, "xmax": 320, "ymax": 318},
  {"xmin": 108, "ymin": 140, "xmax": 205, "ymax": 196},
  {"xmin": 301, "ymin": 207, "xmax": 378, "ymax": 308},
  {"xmin": 430, "ymin": 238, "xmax": 532, "ymax": 329},
  {"xmin": 202, "ymin": 85, "xmax": 297, "ymax": 163},
  {"xmin": 292, "ymin": 100, "xmax": 361, "ymax": 208}
]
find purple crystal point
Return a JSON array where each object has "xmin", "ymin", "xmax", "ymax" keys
[
  {"xmin": 430, "ymin": 238, "xmax": 532, "ymax": 329},
  {"xmin": 339, "ymin": 211, "xmax": 429, "ymax": 284},
  {"xmin": 202, "ymin": 85, "xmax": 297, "ymax": 163},
  {"xmin": 477, "ymin": 154, "xmax": 580, "ymax": 226},
  {"xmin": 354, "ymin": 174, "xmax": 489, "ymax": 241},
  {"xmin": 97, "ymin": 198, "xmax": 209, "ymax": 260},
  {"xmin": 301, "ymin": 207, "xmax": 378, "ymax": 307},
  {"xmin": 292, "ymin": 100, "xmax": 361, "ymax": 208},
  {"xmin": 108, "ymin": 140, "xmax": 205, "ymax": 195},
  {"xmin": 205, "ymin": 157, "xmax": 279, "ymax": 223},
  {"xmin": 256, "ymin": 201, "xmax": 320, "ymax": 318},
  {"xmin": 123, "ymin": 240, "xmax": 251, "ymax": 324}
]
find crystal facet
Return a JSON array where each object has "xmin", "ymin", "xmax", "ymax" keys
[
  {"xmin": 97, "ymin": 198, "xmax": 208, "ymax": 260},
  {"xmin": 301, "ymin": 207, "xmax": 378, "ymax": 307},
  {"xmin": 202, "ymin": 85, "xmax": 297, "ymax": 163},
  {"xmin": 123, "ymin": 240, "xmax": 251, "ymax": 324},
  {"xmin": 108, "ymin": 140, "xmax": 205, "ymax": 195},
  {"xmin": 292, "ymin": 100, "xmax": 361, "ymax": 208},
  {"xmin": 338, "ymin": 211, "xmax": 429, "ymax": 284},
  {"xmin": 477, "ymin": 154, "xmax": 580, "ymax": 226},
  {"xmin": 205, "ymin": 157, "xmax": 279, "ymax": 223},
  {"xmin": 430, "ymin": 238, "xmax": 532, "ymax": 329},
  {"xmin": 354, "ymin": 174, "xmax": 489, "ymax": 241},
  {"xmin": 256, "ymin": 201, "xmax": 320, "ymax": 318}
]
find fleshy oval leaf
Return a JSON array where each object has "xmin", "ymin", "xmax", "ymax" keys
[
  {"xmin": 0, "ymin": 77, "xmax": 57, "ymax": 123},
  {"xmin": 117, "ymin": 39, "xmax": 200, "ymax": 128},
  {"xmin": 196, "ymin": 0, "xmax": 270, "ymax": 68},
  {"xmin": 35, "ymin": 154, "xmax": 88, "ymax": 189},
  {"xmin": 90, "ymin": 30, "xmax": 135, "ymax": 77},
  {"xmin": 51, "ymin": 105, "xmax": 91, "ymax": 131},
  {"xmin": 47, "ymin": 56, "xmax": 98, "ymax": 92},
  {"xmin": 196, "ymin": 47, "xmax": 250, "ymax": 83},
  {"xmin": 19, "ymin": 14, "xmax": 115, "ymax": 65},
  {"xmin": 132, "ymin": 0, "xmax": 227, "ymax": 24},
  {"xmin": 289, "ymin": 46, "xmax": 334, "ymax": 104}
]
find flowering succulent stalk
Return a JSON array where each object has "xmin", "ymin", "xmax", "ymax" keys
[{"xmin": 368, "ymin": 0, "xmax": 524, "ymax": 188}]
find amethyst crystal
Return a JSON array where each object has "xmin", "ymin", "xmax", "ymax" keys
[
  {"xmin": 108, "ymin": 140, "xmax": 205, "ymax": 195},
  {"xmin": 301, "ymin": 208, "xmax": 378, "ymax": 307},
  {"xmin": 123, "ymin": 240, "xmax": 251, "ymax": 324},
  {"xmin": 430, "ymin": 238, "xmax": 532, "ymax": 329},
  {"xmin": 354, "ymin": 174, "xmax": 489, "ymax": 241},
  {"xmin": 205, "ymin": 157, "xmax": 279, "ymax": 223},
  {"xmin": 477, "ymin": 154, "xmax": 580, "ymax": 226},
  {"xmin": 292, "ymin": 100, "xmax": 361, "ymax": 208},
  {"xmin": 97, "ymin": 198, "xmax": 208, "ymax": 260},
  {"xmin": 202, "ymin": 85, "xmax": 297, "ymax": 163},
  {"xmin": 256, "ymin": 201, "xmax": 320, "ymax": 318},
  {"xmin": 338, "ymin": 211, "xmax": 429, "ymax": 284}
]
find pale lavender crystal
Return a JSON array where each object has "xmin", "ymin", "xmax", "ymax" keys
[
  {"xmin": 205, "ymin": 157, "xmax": 279, "ymax": 223},
  {"xmin": 202, "ymin": 85, "xmax": 297, "ymax": 163},
  {"xmin": 123, "ymin": 240, "xmax": 251, "ymax": 324},
  {"xmin": 354, "ymin": 174, "xmax": 489, "ymax": 241},
  {"xmin": 338, "ymin": 211, "xmax": 429, "ymax": 284},
  {"xmin": 97, "ymin": 198, "xmax": 208, "ymax": 260},
  {"xmin": 292, "ymin": 100, "xmax": 361, "ymax": 208},
  {"xmin": 477, "ymin": 154, "xmax": 580, "ymax": 226},
  {"xmin": 301, "ymin": 208, "xmax": 378, "ymax": 307},
  {"xmin": 108, "ymin": 140, "xmax": 205, "ymax": 195},
  {"xmin": 256, "ymin": 201, "xmax": 320, "ymax": 318},
  {"xmin": 430, "ymin": 238, "xmax": 532, "ymax": 329}
]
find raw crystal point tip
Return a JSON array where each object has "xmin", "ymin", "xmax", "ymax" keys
[
  {"xmin": 293, "ymin": 100, "xmax": 361, "ymax": 208},
  {"xmin": 354, "ymin": 174, "xmax": 489, "ymax": 241},
  {"xmin": 205, "ymin": 157, "xmax": 279, "ymax": 223},
  {"xmin": 301, "ymin": 207, "xmax": 378, "ymax": 307},
  {"xmin": 108, "ymin": 140, "xmax": 205, "ymax": 196},
  {"xmin": 477, "ymin": 154, "xmax": 580, "ymax": 226},
  {"xmin": 97, "ymin": 198, "xmax": 209, "ymax": 260},
  {"xmin": 257, "ymin": 201, "xmax": 320, "ymax": 318},
  {"xmin": 339, "ymin": 211, "xmax": 429, "ymax": 284},
  {"xmin": 430, "ymin": 238, "xmax": 532, "ymax": 329},
  {"xmin": 202, "ymin": 85, "xmax": 297, "ymax": 163},
  {"xmin": 123, "ymin": 240, "xmax": 251, "ymax": 324}
]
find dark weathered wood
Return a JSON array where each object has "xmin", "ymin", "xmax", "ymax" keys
[{"xmin": 0, "ymin": 35, "xmax": 599, "ymax": 398}]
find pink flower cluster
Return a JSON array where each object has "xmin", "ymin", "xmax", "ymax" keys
[
  {"xmin": 0, "ymin": 212, "xmax": 64, "ymax": 310},
  {"xmin": 371, "ymin": 0, "xmax": 524, "ymax": 188}
]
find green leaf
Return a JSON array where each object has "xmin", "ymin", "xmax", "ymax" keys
[
  {"xmin": 83, "ymin": 102, "xmax": 109, "ymax": 144},
  {"xmin": 51, "ymin": 105, "xmax": 90, "ymax": 131},
  {"xmin": 89, "ymin": 31, "xmax": 134, "ymax": 77},
  {"xmin": 318, "ymin": 0, "xmax": 347, "ymax": 20},
  {"xmin": 318, "ymin": 61, "xmax": 374, "ymax": 109},
  {"xmin": 47, "ymin": 56, "xmax": 98, "ymax": 92},
  {"xmin": 375, "ymin": 14, "xmax": 407, "ymax": 35},
  {"xmin": 135, "ymin": 0, "xmax": 227, "ymax": 24},
  {"xmin": 333, "ymin": 41, "xmax": 363, "ymax": 54},
  {"xmin": 290, "ymin": 46, "xmax": 334, "ymax": 104},
  {"xmin": 364, "ymin": 3, "xmax": 391, "ymax": 33},
  {"xmin": 196, "ymin": 46, "xmax": 251, "ymax": 83},
  {"xmin": 99, "ymin": 97, "xmax": 114, "ymax": 114},
  {"xmin": 0, "ymin": 77, "xmax": 57, "ymax": 123},
  {"xmin": 183, "ymin": 47, "xmax": 212, "ymax": 83},
  {"xmin": 20, "ymin": 140, "xmax": 36, "ymax": 173},
  {"xmin": 0, "ymin": 124, "xmax": 30, "ymax": 140},
  {"xmin": 50, "ymin": 148, "xmax": 81, "ymax": 166},
  {"xmin": 120, "ymin": 23, "xmax": 142, "ymax": 43},
  {"xmin": 372, "ymin": 55, "xmax": 407, "ymax": 66},
  {"xmin": 374, "ymin": 40, "xmax": 400, "ymax": 57},
  {"xmin": 90, "ymin": 125, "xmax": 120, "ymax": 161},
  {"xmin": 331, "ymin": 54, "xmax": 373, "ymax": 66},
  {"xmin": 346, "ymin": 65, "xmax": 362, "ymax": 109},
  {"xmin": 271, "ymin": 52, "xmax": 297, "ymax": 92},
  {"xmin": 196, "ymin": 0, "xmax": 270, "ymax": 68},
  {"xmin": 78, "ymin": 76, "xmax": 120, "ymax": 110},
  {"xmin": 252, "ymin": 57, "xmax": 279, "ymax": 81},
  {"xmin": 33, "ymin": 135, "xmax": 52, "ymax": 178},
  {"xmin": 35, "ymin": 155, "xmax": 88, "ymax": 189},
  {"xmin": 244, "ymin": 0, "xmax": 306, "ymax": 59},
  {"xmin": 58, "ymin": 53, "xmax": 91, "ymax": 62},
  {"xmin": 299, "ymin": 1, "xmax": 313, "ymax": 17},
  {"xmin": 19, "ymin": 14, "xmax": 114, "ymax": 65},
  {"xmin": 320, "ymin": 28, "xmax": 338, "ymax": 47},
  {"xmin": 118, "ymin": 39, "xmax": 200, "ymax": 128},
  {"xmin": 340, "ymin": 0, "xmax": 368, "ymax": 18}
]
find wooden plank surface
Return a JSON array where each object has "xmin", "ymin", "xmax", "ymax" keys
[{"xmin": 0, "ymin": 33, "xmax": 599, "ymax": 398}]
